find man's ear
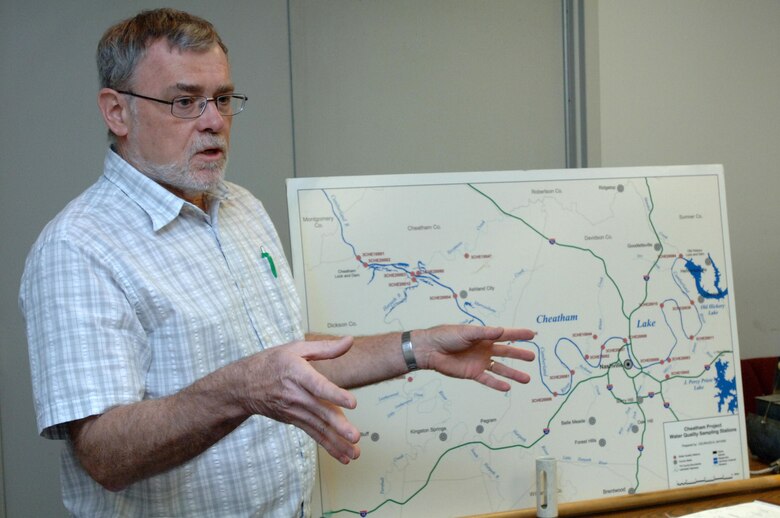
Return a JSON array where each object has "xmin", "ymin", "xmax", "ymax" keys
[{"xmin": 97, "ymin": 88, "xmax": 130, "ymax": 137}]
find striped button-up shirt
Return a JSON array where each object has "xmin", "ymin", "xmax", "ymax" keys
[{"xmin": 20, "ymin": 149, "xmax": 316, "ymax": 517}]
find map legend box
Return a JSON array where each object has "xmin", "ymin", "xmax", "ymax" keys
[{"xmin": 664, "ymin": 415, "xmax": 744, "ymax": 487}]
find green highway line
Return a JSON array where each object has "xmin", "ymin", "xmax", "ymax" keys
[
  {"xmin": 326, "ymin": 178, "xmax": 727, "ymax": 515},
  {"xmin": 466, "ymin": 184, "xmax": 633, "ymax": 321},
  {"xmin": 325, "ymin": 438, "xmax": 547, "ymax": 516}
]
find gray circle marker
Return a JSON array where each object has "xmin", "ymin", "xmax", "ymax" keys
[
  {"xmin": 599, "ymin": 438, "xmax": 607, "ymax": 447},
  {"xmin": 439, "ymin": 432, "xmax": 448, "ymax": 442},
  {"xmin": 476, "ymin": 425, "xmax": 485, "ymax": 434},
  {"xmin": 589, "ymin": 417, "xmax": 596, "ymax": 425},
  {"xmin": 371, "ymin": 433, "xmax": 380, "ymax": 442},
  {"xmin": 654, "ymin": 243, "xmax": 662, "ymax": 251},
  {"xmin": 631, "ymin": 424, "xmax": 640, "ymax": 433},
  {"xmin": 617, "ymin": 184, "xmax": 625, "ymax": 193},
  {"xmin": 459, "ymin": 290, "xmax": 468, "ymax": 299}
]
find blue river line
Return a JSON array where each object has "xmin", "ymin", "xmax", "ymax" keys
[
  {"xmin": 670, "ymin": 257, "xmax": 706, "ymax": 324},
  {"xmin": 530, "ymin": 334, "xmax": 626, "ymax": 396},
  {"xmin": 321, "ymin": 190, "xmax": 485, "ymax": 325}
]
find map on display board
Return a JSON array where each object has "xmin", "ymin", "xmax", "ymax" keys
[{"xmin": 286, "ymin": 165, "xmax": 747, "ymax": 518}]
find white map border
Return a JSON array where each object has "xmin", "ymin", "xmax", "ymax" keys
[{"xmin": 286, "ymin": 165, "xmax": 748, "ymax": 517}]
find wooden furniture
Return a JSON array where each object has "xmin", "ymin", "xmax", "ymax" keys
[{"xmin": 469, "ymin": 459, "xmax": 780, "ymax": 517}]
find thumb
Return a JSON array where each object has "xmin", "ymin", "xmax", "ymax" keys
[{"xmin": 298, "ymin": 335, "xmax": 354, "ymax": 361}]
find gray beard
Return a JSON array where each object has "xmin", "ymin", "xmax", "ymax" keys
[{"xmin": 124, "ymin": 136, "xmax": 228, "ymax": 196}]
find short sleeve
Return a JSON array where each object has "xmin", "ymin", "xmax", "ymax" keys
[{"xmin": 20, "ymin": 238, "xmax": 149, "ymax": 440}]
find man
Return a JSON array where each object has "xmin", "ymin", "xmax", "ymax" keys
[{"xmin": 19, "ymin": 8, "xmax": 536, "ymax": 517}]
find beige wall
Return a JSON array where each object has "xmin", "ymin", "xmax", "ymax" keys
[
  {"xmin": 587, "ymin": 0, "xmax": 780, "ymax": 359},
  {"xmin": 289, "ymin": 0, "xmax": 565, "ymax": 177}
]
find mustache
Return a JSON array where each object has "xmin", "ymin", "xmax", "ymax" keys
[{"xmin": 190, "ymin": 135, "xmax": 228, "ymax": 154}]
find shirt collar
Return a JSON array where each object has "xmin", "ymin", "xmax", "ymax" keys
[{"xmin": 102, "ymin": 148, "xmax": 230, "ymax": 231}]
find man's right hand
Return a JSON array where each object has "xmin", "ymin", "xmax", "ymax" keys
[
  {"xmin": 227, "ymin": 335, "xmax": 361, "ymax": 464},
  {"xmin": 68, "ymin": 336, "xmax": 362, "ymax": 491}
]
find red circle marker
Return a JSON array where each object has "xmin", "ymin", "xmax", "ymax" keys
[{"xmin": 464, "ymin": 253, "xmax": 470, "ymax": 259}]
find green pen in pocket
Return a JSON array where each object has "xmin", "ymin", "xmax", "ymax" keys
[{"xmin": 260, "ymin": 247, "xmax": 277, "ymax": 278}]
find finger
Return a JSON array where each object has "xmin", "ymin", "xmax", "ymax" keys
[
  {"xmin": 460, "ymin": 326, "xmax": 536, "ymax": 345},
  {"xmin": 297, "ymin": 335, "xmax": 355, "ymax": 361},
  {"xmin": 305, "ymin": 406, "xmax": 361, "ymax": 463},
  {"xmin": 307, "ymin": 393, "xmax": 361, "ymax": 443},
  {"xmin": 298, "ymin": 416, "xmax": 362, "ymax": 464},
  {"xmin": 282, "ymin": 391, "xmax": 362, "ymax": 451},
  {"xmin": 494, "ymin": 327, "xmax": 537, "ymax": 343},
  {"xmin": 492, "ymin": 343, "xmax": 536, "ymax": 363},
  {"xmin": 489, "ymin": 361, "xmax": 532, "ymax": 384},
  {"xmin": 301, "ymin": 366, "xmax": 358, "ymax": 410},
  {"xmin": 474, "ymin": 371, "xmax": 513, "ymax": 392},
  {"xmin": 458, "ymin": 325, "xmax": 505, "ymax": 343},
  {"xmin": 288, "ymin": 373, "xmax": 360, "ymax": 440}
]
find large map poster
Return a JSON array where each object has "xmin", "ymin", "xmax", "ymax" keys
[{"xmin": 286, "ymin": 165, "xmax": 747, "ymax": 517}]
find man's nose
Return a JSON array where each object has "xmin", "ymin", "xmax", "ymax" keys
[{"xmin": 197, "ymin": 99, "xmax": 227, "ymax": 131}]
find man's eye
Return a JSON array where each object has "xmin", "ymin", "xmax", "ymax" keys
[
  {"xmin": 216, "ymin": 95, "xmax": 232, "ymax": 106},
  {"xmin": 174, "ymin": 97, "xmax": 196, "ymax": 108}
]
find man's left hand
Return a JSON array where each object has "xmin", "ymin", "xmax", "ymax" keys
[{"xmin": 414, "ymin": 325, "xmax": 536, "ymax": 392}]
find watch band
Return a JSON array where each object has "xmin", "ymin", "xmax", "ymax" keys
[{"xmin": 401, "ymin": 330, "xmax": 418, "ymax": 371}]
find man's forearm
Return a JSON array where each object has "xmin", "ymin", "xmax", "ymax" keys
[
  {"xmin": 68, "ymin": 338, "xmax": 364, "ymax": 489},
  {"xmin": 309, "ymin": 331, "xmax": 413, "ymax": 389},
  {"xmin": 310, "ymin": 325, "xmax": 537, "ymax": 393},
  {"xmin": 68, "ymin": 362, "xmax": 248, "ymax": 491}
]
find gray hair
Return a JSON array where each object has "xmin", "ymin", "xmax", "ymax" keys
[
  {"xmin": 97, "ymin": 9, "xmax": 228, "ymax": 144},
  {"xmin": 97, "ymin": 8, "xmax": 228, "ymax": 91}
]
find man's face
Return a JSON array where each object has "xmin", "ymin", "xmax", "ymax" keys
[{"xmin": 120, "ymin": 39, "xmax": 234, "ymax": 200}]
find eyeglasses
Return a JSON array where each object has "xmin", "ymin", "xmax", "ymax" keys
[{"xmin": 116, "ymin": 90, "xmax": 248, "ymax": 119}]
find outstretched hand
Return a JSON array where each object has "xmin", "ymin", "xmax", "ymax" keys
[
  {"xmin": 415, "ymin": 325, "xmax": 536, "ymax": 392},
  {"xmin": 232, "ymin": 336, "xmax": 361, "ymax": 464},
  {"xmin": 233, "ymin": 327, "xmax": 535, "ymax": 464}
]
